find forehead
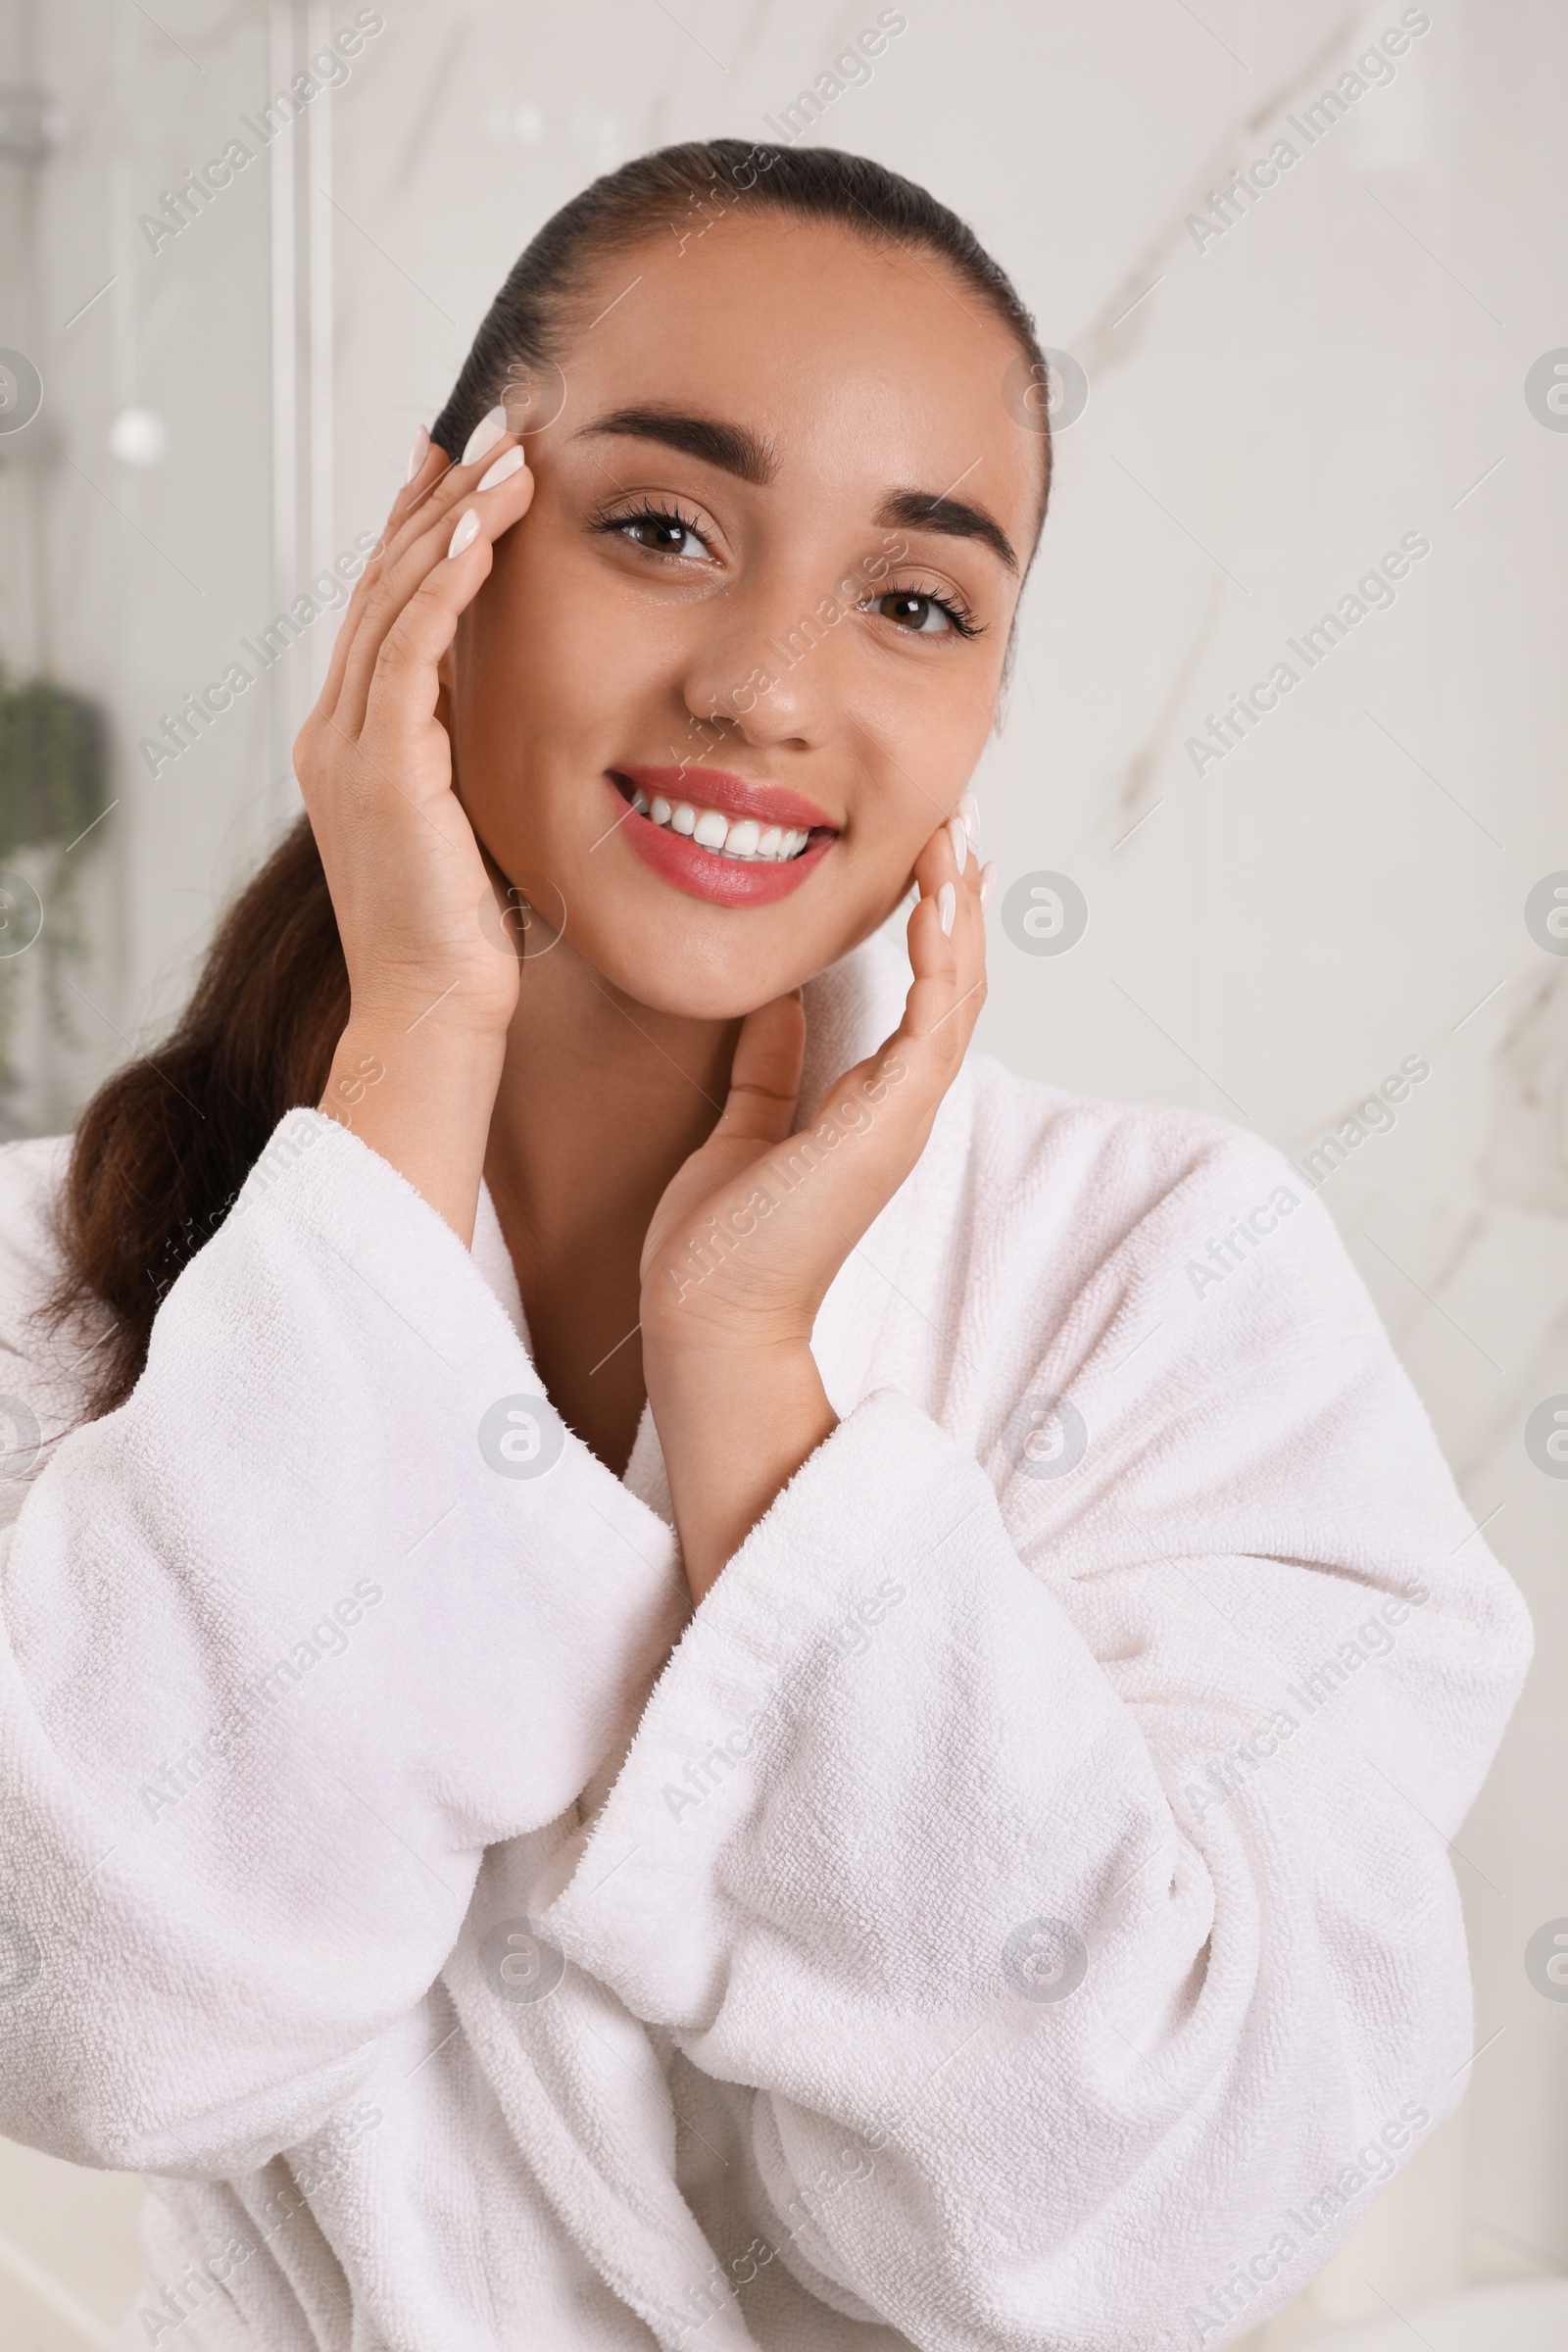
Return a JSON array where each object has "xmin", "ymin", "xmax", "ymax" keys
[{"xmin": 551, "ymin": 212, "xmax": 1042, "ymax": 539}]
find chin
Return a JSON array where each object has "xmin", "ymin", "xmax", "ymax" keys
[
  {"xmin": 559, "ymin": 880, "xmax": 840, "ymax": 1014},
  {"xmin": 579, "ymin": 923, "xmax": 812, "ymax": 1021}
]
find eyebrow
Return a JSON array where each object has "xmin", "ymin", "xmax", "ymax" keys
[
  {"xmin": 876, "ymin": 489, "xmax": 1018, "ymax": 574},
  {"xmin": 574, "ymin": 406, "xmax": 1019, "ymax": 572},
  {"xmin": 575, "ymin": 405, "xmax": 776, "ymax": 486}
]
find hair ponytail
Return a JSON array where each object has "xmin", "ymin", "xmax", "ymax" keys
[{"xmin": 48, "ymin": 817, "xmax": 348, "ymax": 1417}]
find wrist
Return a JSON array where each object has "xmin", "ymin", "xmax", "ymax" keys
[
  {"xmin": 642, "ymin": 1326, "xmax": 816, "ymax": 1398},
  {"xmin": 646, "ymin": 1338, "xmax": 837, "ymax": 1605},
  {"xmin": 341, "ymin": 979, "xmax": 514, "ymax": 1051},
  {"xmin": 322, "ymin": 1015, "xmax": 504, "ymax": 1130},
  {"xmin": 320, "ymin": 1016, "xmax": 504, "ymax": 1245}
]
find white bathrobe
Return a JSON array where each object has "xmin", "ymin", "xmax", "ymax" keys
[{"xmin": 0, "ymin": 921, "xmax": 1529, "ymax": 2352}]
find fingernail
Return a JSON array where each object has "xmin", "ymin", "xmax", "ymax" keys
[
  {"xmin": 405, "ymin": 422, "xmax": 430, "ymax": 483},
  {"xmin": 958, "ymin": 791, "xmax": 980, "ymax": 845},
  {"xmin": 462, "ymin": 404, "xmax": 508, "ymax": 466},
  {"xmin": 938, "ymin": 881, "xmax": 956, "ymax": 937},
  {"xmin": 476, "ymin": 444, "xmax": 526, "ymax": 492},
  {"xmin": 447, "ymin": 507, "xmax": 481, "ymax": 559},
  {"xmin": 979, "ymin": 859, "xmax": 997, "ymax": 908},
  {"xmin": 947, "ymin": 817, "xmax": 968, "ymax": 873}
]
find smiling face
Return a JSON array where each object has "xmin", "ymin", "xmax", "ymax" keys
[{"xmin": 445, "ymin": 210, "xmax": 1042, "ymax": 1018}]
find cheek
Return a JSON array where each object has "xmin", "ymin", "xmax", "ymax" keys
[
  {"xmin": 455, "ymin": 530, "xmax": 662, "ymax": 827},
  {"xmin": 474, "ymin": 531, "xmax": 613, "ymax": 717},
  {"xmin": 858, "ymin": 663, "xmax": 999, "ymax": 842}
]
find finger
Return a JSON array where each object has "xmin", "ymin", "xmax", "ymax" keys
[
  {"xmin": 313, "ymin": 403, "xmax": 514, "ymax": 734},
  {"xmin": 386, "ymin": 406, "xmax": 523, "ymax": 552},
  {"xmin": 353, "ymin": 530, "xmax": 501, "ymax": 791},
  {"xmin": 712, "ymin": 993, "xmax": 806, "ymax": 1148},
  {"xmin": 936, "ymin": 805, "xmax": 988, "ymax": 932},
  {"xmin": 903, "ymin": 818, "xmax": 963, "ymax": 983},
  {"xmin": 316, "ymin": 413, "xmax": 517, "ymax": 737},
  {"xmin": 942, "ymin": 816, "xmax": 989, "ymax": 1030},
  {"xmin": 945, "ymin": 793, "xmax": 986, "ymax": 908},
  {"xmin": 313, "ymin": 432, "xmax": 454, "ymax": 724},
  {"xmin": 791, "ymin": 821, "xmax": 977, "ymax": 1137},
  {"xmin": 333, "ymin": 426, "xmax": 522, "ymax": 728},
  {"xmin": 333, "ymin": 445, "xmax": 534, "ymax": 741},
  {"xmin": 748, "ymin": 822, "xmax": 983, "ymax": 1253},
  {"xmin": 905, "ymin": 818, "xmax": 976, "ymax": 1038}
]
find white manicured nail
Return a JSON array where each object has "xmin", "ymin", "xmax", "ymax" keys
[
  {"xmin": 476, "ymin": 445, "xmax": 525, "ymax": 492},
  {"xmin": 958, "ymin": 791, "xmax": 980, "ymax": 845},
  {"xmin": 979, "ymin": 859, "xmax": 997, "ymax": 907},
  {"xmin": 447, "ymin": 507, "xmax": 481, "ymax": 559},
  {"xmin": 462, "ymin": 405, "xmax": 508, "ymax": 466},
  {"xmin": 938, "ymin": 881, "xmax": 956, "ymax": 936},
  {"xmin": 948, "ymin": 817, "xmax": 968, "ymax": 873},
  {"xmin": 405, "ymin": 422, "xmax": 429, "ymax": 483}
]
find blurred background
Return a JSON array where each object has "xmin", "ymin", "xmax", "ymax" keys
[{"xmin": 1, "ymin": 1, "xmax": 1564, "ymax": 2345}]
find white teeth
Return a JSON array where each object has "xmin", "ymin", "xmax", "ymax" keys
[{"xmin": 626, "ymin": 784, "xmax": 819, "ymax": 861}]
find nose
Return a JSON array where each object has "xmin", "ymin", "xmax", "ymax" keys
[{"xmin": 676, "ymin": 563, "xmax": 865, "ymax": 753}]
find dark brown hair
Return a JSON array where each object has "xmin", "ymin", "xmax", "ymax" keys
[{"xmin": 51, "ymin": 139, "xmax": 1052, "ymax": 1417}]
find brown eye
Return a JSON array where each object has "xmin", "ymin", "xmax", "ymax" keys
[
  {"xmin": 878, "ymin": 591, "xmax": 954, "ymax": 634},
  {"xmin": 601, "ymin": 505, "xmax": 711, "ymax": 559},
  {"xmin": 625, "ymin": 516, "xmax": 697, "ymax": 554}
]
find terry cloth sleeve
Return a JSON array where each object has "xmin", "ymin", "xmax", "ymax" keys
[
  {"xmin": 544, "ymin": 1128, "xmax": 1533, "ymax": 2352},
  {"xmin": 0, "ymin": 1109, "xmax": 685, "ymax": 2177}
]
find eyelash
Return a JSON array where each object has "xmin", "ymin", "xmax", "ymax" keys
[
  {"xmin": 592, "ymin": 499, "xmax": 983, "ymax": 640},
  {"xmin": 591, "ymin": 496, "xmax": 708, "ymax": 555},
  {"xmin": 883, "ymin": 579, "xmax": 983, "ymax": 639}
]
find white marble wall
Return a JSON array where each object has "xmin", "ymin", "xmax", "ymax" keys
[{"xmin": 0, "ymin": 0, "xmax": 1563, "ymax": 2343}]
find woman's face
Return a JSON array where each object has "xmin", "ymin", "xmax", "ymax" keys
[{"xmin": 446, "ymin": 211, "xmax": 1041, "ymax": 1017}]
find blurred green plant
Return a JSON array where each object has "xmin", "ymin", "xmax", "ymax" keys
[
  {"xmin": 0, "ymin": 669, "xmax": 109, "ymax": 1117},
  {"xmin": 0, "ymin": 673, "xmax": 108, "ymax": 854}
]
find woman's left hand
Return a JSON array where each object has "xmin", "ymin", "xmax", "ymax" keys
[{"xmin": 640, "ymin": 809, "xmax": 989, "ymax": 1603}]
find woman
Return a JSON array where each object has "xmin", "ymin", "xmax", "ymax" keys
[{"xmin": 0, "ymin": 142, "xmax": 1529, "ymax": 2351}]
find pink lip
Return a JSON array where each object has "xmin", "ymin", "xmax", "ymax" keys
[
  {"xmin": 604, "ymin": 770, "xmax": 838, "ymax": 909},
  {"xmin": 615, "ymin": 765, "xmax": 838, "ymax": 833}
]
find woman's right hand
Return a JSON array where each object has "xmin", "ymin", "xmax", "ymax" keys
[
  {"xmin": 294, "ymin": 410, "xmax": 535, "ymax": 1241},
  {"xmin": 297, "ymin": 411, "xmax": 535, "ymax": 1044}
]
